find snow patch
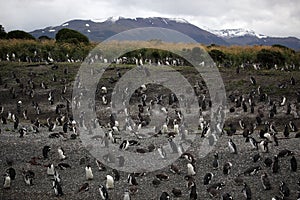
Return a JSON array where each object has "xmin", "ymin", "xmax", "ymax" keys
[
  {"xmin": 62, "ymin": 23, "xmax": 69, "ymax": 27},
  {"xmin": 85, "ymin": 23, "xmax": 90, "ymax": 27},
  {"xmin": 87, "ymin": 29, "xmax": 91, "ymax": 33},
  {"xmin": 207, "ymin": 28, "xmax": 267, "ymax": 39},
  {"xmin": 170, "ymin": 18, "xmax": 189, "ymax": 24},
  {"xmin": 49, "ymin": 29, "xmax": 56, "ymax": 32}
]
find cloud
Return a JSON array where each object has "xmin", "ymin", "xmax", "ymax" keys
[{"xmin": 0, "ymin": 0, "xmax": 299, "ymax": 38}]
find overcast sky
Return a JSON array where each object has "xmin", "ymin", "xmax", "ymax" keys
[{"xmin": 1, "ymin": 0, "xmax": 299, "ymax": 38}]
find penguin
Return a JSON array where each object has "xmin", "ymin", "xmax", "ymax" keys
[
  {"xmin": 221, "ymin": 193, "xmax": 233, "ymax": 200},
  {"xmin": 228, "ymin": 139, "xmax": 237, "ymax": 154},
  {"xmin": 160, "ymin": 192, "xmax": 170, "ymax": 200},
  {"xmin": 289, "ymin": 121, "xmax": 298, "ymax": 132},
  {"xmin": 277, "ymin": 149, "xmax": 293, "ymax": 158},
  {"xmin": 279, "ymin": 181, "xmax": 290, "ymax": 197},
  {"xmin": 243, "ymin": 166, "xmax": 261, "ymax": 176},
  {"xmin": 283, "ymin": 124, "xmax": 290, "ymax": 138},
  {"xmin": 110, "ymin": 169, "xmax": 119, "ymax": 181},
  {"xmin": 264, "ymin": 157, "xmax": 273, "ymax": 167},
  {"xmin": 172, "ymin": 187, "xmax": 182, "ymax": 197},
  {"xmin": 248, "ymin": 137, "xmax": 258, "ymax": 150},
  {"xmin": 58, "ymin": 147, "xmax": 67, "ymax": 160},
  {"xmin": 23, "ymin": 172, "xmax": 34, "ymax": 186},
  {"xmin": 162, "ymin": 123, "xmax": 168, "ymax": 134},
  {"xmin": 43, "ymin": 145, "xmax": 51, "ymax": 159},
  {"xmin": 250, "ymin": 76, "xmax": 256, "ymax": 85},
  {"xmin": 123, "ymin": 189, "xmax": 131, "ymax": 200},
  {"xmin": 99, "ymin": 184, "xmax": 109, "ymax": 200},
  {"xmin": 52, "ymin": 179, "xmax": 63, "ymax": 196},
  {"xmin": 54, "ymin": 171, "xmax": 61, "ymax": 183},
  {"xmin": 181, "ymin": 152, "xmax": 195, "ymax": 163},
  {"xmin": 57, "ymin": 163, "xmax": 71, "ymax": 170},
  {"xmin": 85, "ymin": 165, "xmax": 93, "ymax": 180},
  {"xmin": 280, "ymin": 96, "xmax": 286, "ymax": 106},
  {"xmin": 170, "ymin": 164, "xmax": 180, "ymax": 174},
  {"xmin": 120, "ymin": 140, "xmax": 130, "ymax": 150},
  {"xmin": 6, "ymin": 167, "xmax": 16, "ymax": 180},
  {"xmin": 272, "ymin": 155, "xmax": 279, "ymax": 173},
  {"xmin": 168, "ymin": 138, "xmax": 178, "ymax": 154},
  {"xmin": 127, "ymin": 173, "xmax": 138, "ymax": 186},
  {"xmin": 203, "ymin": 172, "xmax": 213, "ymax": 185},
  {"xmin": 253, "ymin": 153, "xmax": 261, "ymax": 163},
  {"xmin": 241, "ymin": 183, "xmax": 252, "ymax": 200},
  {"xmin": 291, "ymin": 156, "xmax": 297, "ymax": 172},
  {"xmin": 156, "ymin": 173, "xmax": 169, "ymax": 181},
  {"xmin": 47, "ymin": 164, "xmax": 55, "ymax": 176},
  {"xmin": 261, "ymin": 172, "xmax": 271, "ymax": 190},
  {"xmin": 3, "ymin": 173, "xmax": 11, "ymax": 189},
  {"xmin": 77, "ymin": 182, "xmax": 89, "ymax": 193},
  {"xmin": 223, "ymin": 162, "xmax": 232, "ymax": 175},
  {"xmin": 158, "ymin": 145, "xmax": 167, "ymax": 159},
  {"xmin": 187, "ymin": 163, "xmax": 196, "ymax": 176},
  {"xmin": 212, "ymin": 152, "xmax": 219, "ymax": 169},
  {"xmin": 152, "ymin": 178, "xmax": 161, "ymax": 187},
  {"xmin": 106, "ymin": 175, "xmax": 114, "ymax": 189},
  {"xmin": 259, "ymin": 140, "xmax": 269, "ymax": 153},
  {"xmin": 190, "ymin": 184, "xmax": 198, "ymax": 200}
]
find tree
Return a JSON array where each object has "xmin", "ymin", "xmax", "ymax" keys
[
  {"xmin": 7, "ymin": 30, "xmax": 35, "ymax": 40},
  {"xmin": 208, "ymin": 49, "xmax": 227, "ymax": 64},
  {"xmin": 55, "ymin": 28, "xmax": 89, "ymax": 45},
  {"xmin": 0, "ymin": 25, "xmax": 7, "ymax": 39},
  {"xmin": 38, "ymin": 35, "xmax": 51, "ymax": 40},
  {"xmin": 256, "ymin": 49, "xmax": 285, "ymax": 69}
]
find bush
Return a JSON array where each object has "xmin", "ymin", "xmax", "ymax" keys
[
  {"xmin": 55, "ymin": 28, "xmax": 89, "ymax": 45},
  {"xmin": 0, "ymin": 25, "xmax": 7, "ymax": 39},
  {"xmin": 7, "ymin": 30, "xmax": 35, "ymax": 40}
]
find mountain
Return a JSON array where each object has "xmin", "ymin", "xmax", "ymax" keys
[
  {"xmin": 207, "ymin": 28, "xmax": 300, "ymax": 50},
  {"xmin": 30, "ymin": 17, "xmax": 227, "ymax": 45},
  {"xmin": 30, "ymin": 17, "xmax": 300, "ymax": 50}
]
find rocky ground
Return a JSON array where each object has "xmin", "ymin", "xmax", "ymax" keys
[{"xmin": 0, "ymin": 61, "xmax": 300, "ymax": 200}]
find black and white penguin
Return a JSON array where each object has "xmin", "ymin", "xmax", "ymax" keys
[
  {"xmin": 172, "ymin": 187, "xmax": 182, "ymax": 197},
  {"xmin": 160, "ymin": 192, "xmax": 170, "ymax": 200},
  {"xmin": 228, "ymin": 139, "xmax": 237, "ymax": 154},
  {"xmin": 3, "ymin": 173, "xmax": 11, "ymax": 189},
  {"xmin": 57, "ymin": 163, "xmax": 71, "ymax": 170},
  {"xmin": 127, "ymin": 173, "xmax": 138, "ymax": 186},
  {"xmin": 243, "ymin": 166, "xmax": 261, "ymax": 176},
  {"xmin": 221, "ymin": 193, "xmax": 233, "ymax": 200},
  {"xmin": 241, "ymin": 183, "xmax": 252, "ymax": 200},
  {"xmin": 250, "ymin": 76, "xmax": 256, "ymax": 85},
  {"xmin": 190, "ymin": 184, "xmax": 198, "ymax": 200},
  {"xmin": 259, "ymin": 140, "xmax": 269, "ymax": 153},
  {"xmin": 123, "ymin": 189, "xmax": 131, "ymax": 200},
  {"xmin": 106, "ymin": 175, "xmax": 114, "ymax": 189},
  {"xmin": 112, "ymin": 169, "xmax": 120, "ymax": 181},
  {"xmin": 47, "ymin": 164, "xmax": 55, "ymax": 176},
  {"xmin": 52, "ymin": 179, "xmax": 63, "ymax": 196},
  {"xmin": 248, "ymin": 137, "xmax": 258, "ymax": 150},
  {"xmin": 280, "ymin": 96, "xmax": 286, "ymax": 106},
  {"xmin": 168, "ymin": 138, "xmax": 178, "ymax": 154},
  {"xmin": 181, "ymin": 152, "xmax": 195, "ymax": 163},
  {"xmin": 120, "ymin": 140, "xmax": 130, "ymax": 150},
  {"xmin": 291, "ymin": 156, "xmax": 297, "ymax": 172},
  {"xmin": 212, "ymin": 152, "xmax": 219, "ymax": 169},
  {"xmin": 187, "ymin": 163, "xmax": 196, "ymax": 176},
  {"xmin": 99, "ymin": 184, "xmax": 109, "ymax": 200},
  {"xmin": 77, "ymin": 182, "xmax": 89, "ymax": 193},
  {"xmin": 223, "ymin": 162, "xmax": 233, "ymax": 175},
  {"xmin": 261, "ymin": 172, "xmax": 271, "ymax": 190},
  {"xmin": 239, "ymin": 119, "xmax": 246, "ymax": 130},
  {"xmin": 22, "ymin": 170, "xmax": 34, "ymax": 186},
  {"xmin": 272, "ymin": 155, "xmax": 279, "ymax": 173},
  {"xmin": 289, "ymin": 121, "xmax": 298, "ymax": 132},
  {"xmin": 253, "ymin": 153, "xmax": 261, "ymax": 163},
  {"xmin": 170, "ymin": 164, "xmax": 180, "ymax": 174},
  {"xmin": 85, "ymin": 165, "xmax": 93, "ymax": 180},
  {"xmin": 58, "ymin": 147, "xmax": 67, "ymax": 160},
  {"xmin": 157, "ymin": 145, "xmax": 167, "ymax": 159},
  {"xmin": 283, "ymin": 124, "xmax": 290, "ymax": 138},
  {"xmin": 279, "ymin": 181, "xmax": 290, "ymax": 197},
  {"xmin": 277, "ymin": 149, "xmax": 294, "ymax": 158},
  {"xmin": 43, "ymin": 145, "xmax": 51, "ymax": 159},
  {"xmin": 203, "ymin": 172, "xmax": 214, "ymax": 185},
  {"xmin": 264, "ymin": 157, "xmax": 273, "ymax": 167},
  {"xmin": 156, "ymin": 173, "xmax": 169, "ymax": 181},
  {"xmin": 6, "ymin": 167, "xmax": 16, "ymax": 180},
  {"xmin": 54, "ymin": 171, "xmax": 61, "ymax": 183}
]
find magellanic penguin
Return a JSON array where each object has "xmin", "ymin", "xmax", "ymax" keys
[
  {"xmin": 6, "ymin": 167, "xmax": 16, "ymax": 180},
  {"xmin": 42, "ymin": 145, "xmax": 51, "ymax": 159},
  {"xmin": 127, "ymin": 173, "xmax": 138, "ymax": 186},
  {"xmin": 3, "ymin": 173, "xmax": 11, "ymax": 189},
  {"xmin": 261, "ymin": 172, "xmax": 271, "ymax": 190},
  {"xmin": 54, "ymin": 170, "xmax": 61, "ymax": 183},
  {"xmin": 85, "ymin": 165, "xmax": 93, "ymax": 180},
  {"xmin": 203, "ymin": 172, "xmax": 214, "ymax": 185},
  {"xmin": 223, "ymin": 162, "xmax": 233, "ymax": 175},
  {"xmin": 22, "ymin": 169, "xmax": 35, "ymax": 186},
  {"xmin": 123, "ymin": 189, "xmax": 131, "ymax": 200},
  {"xmin": 187, "ymin": 163, "xmax": 196, "ymax": 176},
  {"xmin": 99, "ymin": 184, "xmax": 109, "ymax": 200},
  {"xmin": 58, "ymin": 147, "xmax": 67, "ymax": 160},
  {"xmin": 47, "ymin": 164, "xmax": 55, "ymax": 176},
  {"xmin": 52, "ymin": 179, "xmax": 63, "ymax": 196},
  {"xmin": 172, "ymin": 187, "xmax": 182, "ymax": 197},
  {"xmin": 212, "ymin": 152, "xmax": 219, "ymax": 169},
  {"xmin": 106, "ymin": 175, "xmax": 114, "ymax": 189},
  {"xmin": 77, "ymin": 182, "xmax": 89, "ymax": 193},
  {"xmin": 221, "ymin": 193, "xmax": 233, "ymax": 200},
  {"xmin": 228, "ymin": 139, "xmax": 237, "ymax": 154},
  {"xmin": 241, "ymin": 183, "xmax": 252, "ymax": 200},
  {"xmin": 160, "ymin": 191, "xmax": 170, "ymax": 200}
]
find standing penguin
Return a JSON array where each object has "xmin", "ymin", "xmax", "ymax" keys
[
  {"xmin": 272, "ymin": 155, "xmax": 279, "ymax": 173},
  {"xmin": 212, "ymin": 152, "xmax": 219, "ymax": 169},
  {"xmin": 3, "ymin": 173, "xmax": 11, "ymax": 189},
  {"xmin": 123, "ymin": 189, "xmax": 131, "ymax": 200},
  {"xmin": 58, "ymin": 147, "xmax": 67, "ymax": 160},
  {"xmin": 43, "ymin": 145, "xmax": 51, "ymax": 159},
  {"xmin": 203, "ymin": 172, "xmax": 214, "ymax": 185},
  {"xmin": 168, "ymin": 138, "xmax": 179, "ymax": 154},
  {"xmin": 291, "ymin": 156, "xmax": 297, "ymax": 172},
  {"xmin": 160, "ymin": 192, "xmax": 170, "ymax": 200},
  {"xmin": 261, "ymin": 172, "xmax": 271, "ymax": 190},
  {"xmin": 127, "ymin": 173, "xmax": 138, "ymax": 186},
  {"xmin": 106, "ymin": 175, "xmax": 114, "ymax": 189},
  {"xmin": 187, "ymin": 163, "xmax": 196, "ymax": 176},
  {"xmin": 47, "ymin": 164, "xmax": 55, "ymax": 176},
  {"xmin": 99, "ymin": 184, "xmax": 109, "ymax": 200},
  {"xmin": 241, "ymin": 183, "xmax": 252, "ymax": 200},
  {"xmin": 85, "ymin": 165, "xmax": 93, "ymax": 180},
  {"xmin": 6, "ymin": 167, "xmax": 16, "ymax": 180},
  {"xmin": 283, "ymin": 124, "xmax": 290, "ymax": 138},
  {"xmin": 223, "ymin": 162, "xmax": 233, "ymax": 175},
  {"xmin": 279, "ymin": 181, "xmax": 290, "ymax": 197},
  {"xmin": 190, "ymin": 183, "xmax": 198, "ymax": 200},
  {"xmin": 52, "ymin": 179, "xmax": 63, "ymax": 196},
  {"xmin": 228, "ymin": 139, "xmax": 237, "ymax": 154}
]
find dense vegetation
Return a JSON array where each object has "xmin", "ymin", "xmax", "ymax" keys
[{"xmin": 55, "ymin": 28, "xmax": 90, "ymax": 45}]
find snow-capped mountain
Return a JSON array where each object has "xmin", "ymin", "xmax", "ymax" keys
[
  {"xmin": 208, "ymin": 28, "xmax": 267, "ymax": 39},
  {"xmin": 30, "ymin": 17, "xmax": 300, "ymax": 50}
]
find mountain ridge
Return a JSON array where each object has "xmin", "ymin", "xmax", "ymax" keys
[{"xmin": 29, "ymin": 17, "xmax": 300, "ymax": 50}]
